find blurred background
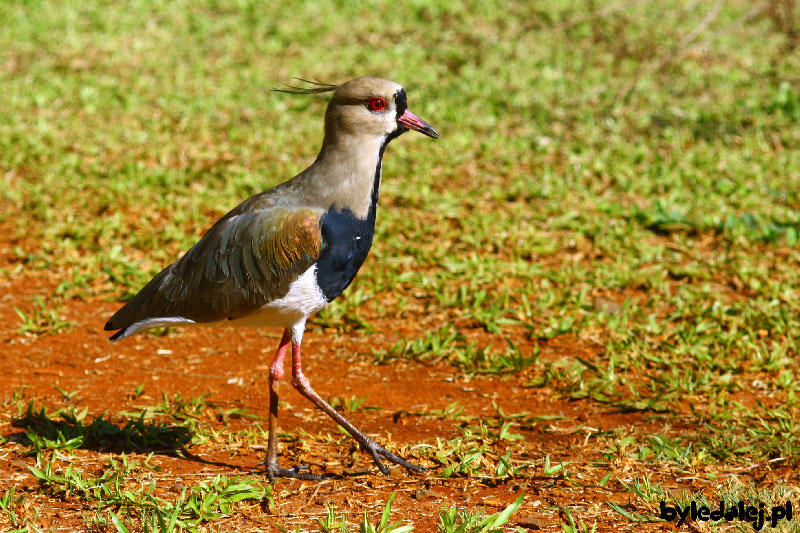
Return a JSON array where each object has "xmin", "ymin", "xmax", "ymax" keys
[{"xmin": 2, "ymin": 0, "xmax": 799, "ymax": 274}]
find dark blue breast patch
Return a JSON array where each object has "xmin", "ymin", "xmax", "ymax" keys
[
  {"xmin": 315, "ymin": 207, "xmax": 376, "ymax": 301},
  {"xmin": 314, "ymin": 91, "xmax": 409, "ymax": 302}
]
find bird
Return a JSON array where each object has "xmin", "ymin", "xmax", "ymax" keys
[{"xmin": 104, "ymin": 77, "xmax": 439, "ymax": 480}]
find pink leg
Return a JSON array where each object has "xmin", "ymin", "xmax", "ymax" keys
[
  {"xmin": 290, "ymin": 341, "xmax": 425, "ymax": 476},
  {"xmin": 265, "ymin": 329, "xmax": 323, "ymax": 481}
]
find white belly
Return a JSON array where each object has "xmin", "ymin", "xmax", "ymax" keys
[
  {"xmin": 227, "ymin": 265, "xmax": 329, "ymax": 329},
  {"xmin": 114, "ymin": 265, "xmax": 328, "ymax": 341}
]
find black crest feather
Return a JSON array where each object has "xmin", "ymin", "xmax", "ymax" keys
[{"xmin": 272, "ymin": 78, "xmax": 339, "ymax": 95}]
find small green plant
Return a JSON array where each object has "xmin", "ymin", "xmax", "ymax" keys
[
  {"xmin": 329, "ymin": 395, "xmax": 370, "ymax": 413},
  {"xmin": 131, "ymin": 384, "xmax": 145, "ymax": 399},
  {"xmin": 13, "ymin": 401, "xmax": 193, "ymax": 461},
  {"xmin": 54, "ymin": 387, "xmax": 79, "ymax": 402},
  {"xmin": 0, "ymin": 486, "xmax": 25, "ymax": 529},
  {"xmin": 14, "ymin": 296, "xmax": 73, "ymax": 335},
  {"xmin": 318, "ymin": 503, "xmax": 349, "ymax": 533},
  {"xmin": 453, "ymin": 340, "xmax": 540, "ymax": 375},
  {"xmin": 30, "ymin": 456, "xmax": 270, "ymax": 530},
  {"xmin": 438, "ymin": 494, "xmax": 523, "ymax": 533},
  {"xmin": 422, "ymin": 401, "xmax": 466, "ymax": 420},
  {"xmin": 434, "ymin": 422, "xmax": 527, "ymax": 480},
  {"xmin": 560, "ymin": 506, "xmax": 597, "ymax": 533},
  {"xmin": 318, "ymin": 492, "xmax": 413, "ymax": 533},
  {"xmin": 374, "ymin": 324, "xmax": 462, "ymax": 364},
  {"xmin": 543, "ymin": 455, "xmax": 569, "ymax": 476},
  {"xmin": 360, "ymin": 492, "xmax": 415, "ymax": 533}
]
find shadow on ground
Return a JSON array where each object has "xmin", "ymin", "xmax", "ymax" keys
[{"xmin": 8, "ymin": 403, "xmax": 198, "ymax": 458}]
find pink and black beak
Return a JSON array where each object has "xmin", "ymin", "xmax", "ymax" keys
[{"xmin": 397, "ymin": 109, "xmax": 439, "ymax": 139}]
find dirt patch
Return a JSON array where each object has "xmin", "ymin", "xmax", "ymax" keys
[{"xmin": 0, "ymin": 259, "xmax": 794, "ymax": 532}]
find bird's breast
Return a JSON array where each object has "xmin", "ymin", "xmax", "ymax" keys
[{"xmin": 315, "ymin": 207, "xmax": 376, "ymax": 302}]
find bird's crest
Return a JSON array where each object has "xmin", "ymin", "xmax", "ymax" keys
[{"xmin": 272, "ymin": 78, "xmax": 339, "ymax": 95}]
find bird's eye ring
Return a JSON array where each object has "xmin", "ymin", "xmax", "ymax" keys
[{"xmin": 367, "ymin": 97, "xmax": 387, "ymax": 112}]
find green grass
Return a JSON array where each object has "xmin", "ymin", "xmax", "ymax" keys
[
  {"xmin": 318, "ymin": 491, "xmax": 415, "ymax": 533},
  {"xmin": 437, "ymin": 494, "xmax": 524, "ymax": 533},
  {"xmin": 28, "ymin": 456, "xmax": 272, "ymax": 531},
  {"xmin": 14, "ymin": 296, "xmax": 73, "ymax": 336},
  {"xmin": 3, "ymin": 0, "xmax": 800, "ymax": 529}
]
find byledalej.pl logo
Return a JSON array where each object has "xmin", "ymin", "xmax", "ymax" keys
[{"xmin": 660, "ymin": 500, "xmax": 793, "ymax": 530}]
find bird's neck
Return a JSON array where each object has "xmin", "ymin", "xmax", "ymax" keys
[{"xmin": 303, "ymin": 133, "xmax": 387, "ymax": 220}]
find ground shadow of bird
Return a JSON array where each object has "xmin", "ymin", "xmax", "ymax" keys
[{"xmin": 10, "ymin": 404, "xmax": 196, "ymax": 459}]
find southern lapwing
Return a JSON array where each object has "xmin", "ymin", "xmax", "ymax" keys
[{"xmin": 105, "ymin": 77, "xmax": 439, "ymax": 480}]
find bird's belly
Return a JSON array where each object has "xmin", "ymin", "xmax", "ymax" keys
[{"xmin": 226, "ymin": 265, "xmax": 328, "ymax": 328}]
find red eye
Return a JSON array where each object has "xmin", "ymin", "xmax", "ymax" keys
[{"xmin": 367, "ymin": 97, "xmax": 387, "ymax": 112}]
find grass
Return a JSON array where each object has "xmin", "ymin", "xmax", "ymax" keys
[
  {"xmin": 317, "ymin": 491, "xmax": 414, "ymax": 533},
  {"xmin": 2, "ymin": 0, "xmax": 800, "ymax": 529},
  {"xmin": 14, "ymin": 296, "xmax": 73, "ymax": 336},
  {"xmin": 29, "ymin": 456, "xmax": 272, "ymax": 531},
  {"xmin": 11, "ymin": 400, "xmax": 200, "ymax": 462},
  {"xmin": 438, "ymin": 494, "xmax": 524, "ymax": 533}
]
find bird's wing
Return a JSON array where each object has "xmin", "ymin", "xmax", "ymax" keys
[{"xmin": 105, "ymin": 205, "xmax": 324, "ymax": 337}]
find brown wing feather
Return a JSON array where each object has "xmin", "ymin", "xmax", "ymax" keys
[{"xmin": 105, "ymin": 203, "xmax": 323, "ymax": 335}]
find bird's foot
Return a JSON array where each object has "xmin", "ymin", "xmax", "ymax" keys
[
  {"xmin": 360, "ymin": 439, "xmax": 426, "ymax": 476},
  {"xmin": 265, "ymin": 461, "xmax": 326, "ymax": 482}
]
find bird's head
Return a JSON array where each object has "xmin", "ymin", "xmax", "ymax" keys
[
  {"xmin": 327, "ymin": 77, "xmax": 439, "ymax": 141},
  {"xmin": 276, "ymin": 77, "xmax": 439, "ymax": 142}
]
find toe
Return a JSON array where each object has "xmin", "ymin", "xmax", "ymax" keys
[{"xmin": 266, "ymin": 462, "xmax": 327, "ymax": 481}]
